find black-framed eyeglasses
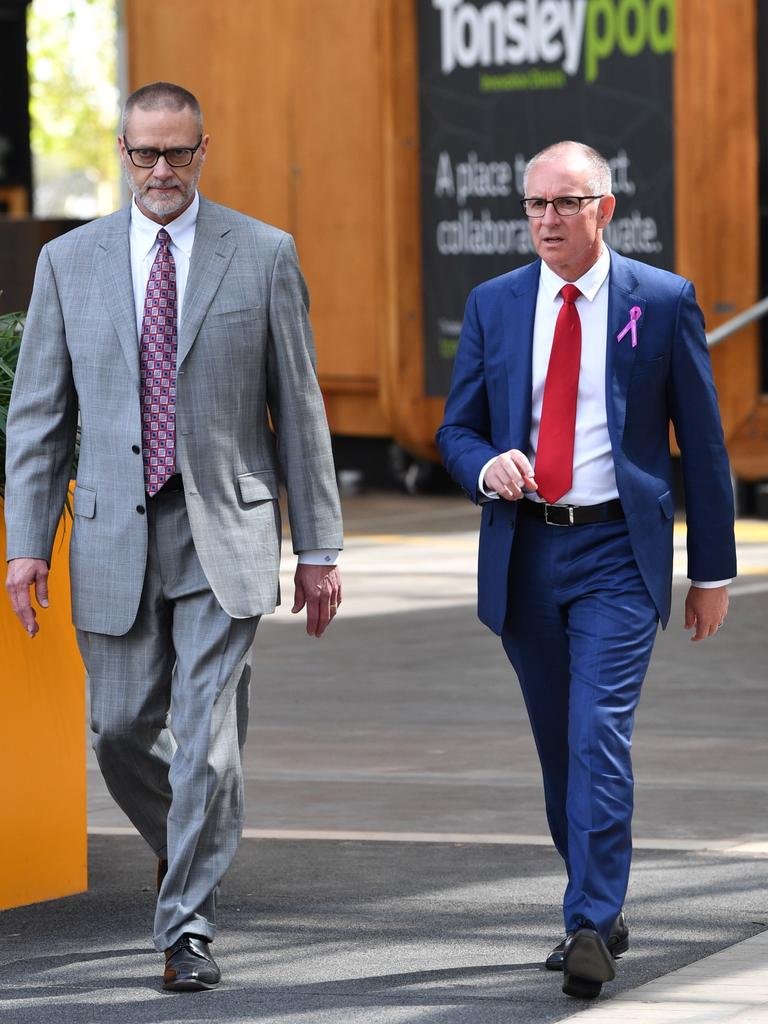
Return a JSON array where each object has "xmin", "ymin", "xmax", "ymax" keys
[
  {"xmin": 124, "ymin": 137, "xmax": 203, "ymax": 168},
  {"xmin": 520, "ymin": 195, "xmax": 604, "ymax": 218}
]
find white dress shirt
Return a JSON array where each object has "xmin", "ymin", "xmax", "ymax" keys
[
  {"xmin": 129, "ymin": 193, "xmax": 197, "ymax": 336},
  {"xmin": 478, "ymin": 247, "xmax": 728, "ymax": 587},
  {"xmin": 529, "ymin": 247, "xmax": 616, "ymax": 505},
  {"xmin": 128, "ymin": 195, "xmax": 337, "ymax": 566}
]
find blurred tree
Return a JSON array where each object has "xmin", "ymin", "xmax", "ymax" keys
[{"xmin": 27, "ymin": 0, "xmax": 120, "ymax": 217}]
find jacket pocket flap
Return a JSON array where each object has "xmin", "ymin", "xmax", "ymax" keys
[
  {"xmin": 208, "ymin": 306, "xmax": 265, "ymax": 326},
  {"xmin": 658, "ymin": 489, "xmax": 674, "ymax": 519},
  {"xmin": 237, "ymin": 471, "xmax": 279, "ymax": 503},
  {"xmin": 74, "ymin": 485, "xmax": 96, "ymax": 518}
]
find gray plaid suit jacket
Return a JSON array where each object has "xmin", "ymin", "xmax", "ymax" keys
[{"xmin": 4, "ymin": 196, "xmax": 343, "ymax": 635}]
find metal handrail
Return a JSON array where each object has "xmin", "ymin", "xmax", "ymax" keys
[{"xmin": 707, "ymin": 296, "xmax": 768, "ymax": 348}]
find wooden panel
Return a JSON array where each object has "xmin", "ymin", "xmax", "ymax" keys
[
  {"xmin": 379, "ymin": 0, "xmax": 443, "ymax": 460},
  {"xmin": 728, "ymin": 398, "xmax": 768, "ymax": 481},
  {"xmin": 675, "ymin": 0, "xmax": 760, "ymax": 441},
  {"xmin": 291, "ymin": 1, "xmax": 386, "ymax": 384},
  {"xmin": 323, "ymin": 392, "xmax": 390, "ymax": 437},
  {"xmin": 0, "ymin": 515, "xmax": 87, "ymax": 910},
  {"xmin": 126, "ymin": 0, "xmax": 295, "ymax": 227},
  {"xmin": 124, "ymin": 0, "xmax": 387, "ymax": 429},
  {"xmin": 0, "ymin": 185, "xmax": 29, "ymax": 215}
]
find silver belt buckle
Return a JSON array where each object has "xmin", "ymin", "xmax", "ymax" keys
[{"xmin": 544, "ymin": 503, "xmax": 575, "ymax": 526}]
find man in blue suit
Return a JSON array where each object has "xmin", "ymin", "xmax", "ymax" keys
[{"xmin": 437, "ymin": 141, "xmax": 736, "ymax": 1000}]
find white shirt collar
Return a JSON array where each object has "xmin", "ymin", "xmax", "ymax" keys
[
  {"xmin": 130, "ymin": 191, "xmax": 200, "ymax": 259},
  {"xmin": 539, "ymin": 245, "xmax": 610, "ymax": 303}
]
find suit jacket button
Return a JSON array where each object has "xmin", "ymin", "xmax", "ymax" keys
[
  {"xmin": 136, "ymin": 504, "xmax": 145, "ymax": 515},
  {"xmin": 132, "ymin": 445, "xmax": 140, "ymax": 454}
]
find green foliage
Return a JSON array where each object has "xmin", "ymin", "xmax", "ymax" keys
[
  {"xmin": 27, "ymin": 0, "xmax": 120, "ymax": 212},
  {"xmin": 0, "ymin": 310, "xmax": 78, "ymax": 512},
  {"xmin": 0, "ymin": 311, "xmax": 25, "ymax": 499}
]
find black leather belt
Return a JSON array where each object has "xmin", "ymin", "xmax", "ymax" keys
[
  {"xmin": 519, "ymin": 497, "xmax": 624, "ymax": 526},
  {"xmin": 150, "ymin": 473, "xmax": 183, "ymax": 496}
]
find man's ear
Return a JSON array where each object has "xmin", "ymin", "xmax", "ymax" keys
[{"xmin": 597, "ymin": 193, "xmax": 616, "ymax": 227}]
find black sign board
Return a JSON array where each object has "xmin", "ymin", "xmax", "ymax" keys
[{"xmin": 417, "ymin": 0, "xmax": 676, "ymax": 396}]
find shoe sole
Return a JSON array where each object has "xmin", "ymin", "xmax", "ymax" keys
[
  {"xmin": 563, "ymin": 930, "xmax": 616, "ymax": 984},
  {"xmin": 547, "ymin": 933, "xmax": 629, "ymax": 972},
  {"xmin": 163, "ymin": 977, "xmax": 219, "ymax": 992},
  {"xmin": 562, "ymin": 971, "xmax": 602, "ymax": 999}
]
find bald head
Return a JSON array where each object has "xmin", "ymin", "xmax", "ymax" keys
[{"xmin": 524, "ymin": 142, "xmax": 612, "ymax": 197}]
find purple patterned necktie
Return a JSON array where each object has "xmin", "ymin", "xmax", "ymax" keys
[{"xmin": 140, "ymin": 228, "xmax": 177, "ymax": 496}]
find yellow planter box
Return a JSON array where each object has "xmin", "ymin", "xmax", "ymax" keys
[{"xmin": 0, "ymin": 512, "xmax": 87, "ymax": 909}]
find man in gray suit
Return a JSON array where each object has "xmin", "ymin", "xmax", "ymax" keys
[{"xmin": 4, "ymin": 82, "xmax": 343, "ymax": 991}]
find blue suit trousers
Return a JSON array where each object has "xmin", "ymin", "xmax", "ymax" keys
[{"xmin": 501, "ymin": 510, "xmax": 659, "ymax": 940}]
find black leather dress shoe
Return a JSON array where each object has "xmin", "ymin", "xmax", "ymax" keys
[
  {"xmin": 561, "ymin": 925, "xmax": 616, "ymax": 999},
  {"xmin": 156, "ymin": 858, "xmax": 168, "ymax": 893},
  {"xmin": 545, "ymin": 910, "xmax": 629, "ymax": 970},
  {"xmin": 163, "ymin": 933, "xmax": 221, "ymax": 991}
]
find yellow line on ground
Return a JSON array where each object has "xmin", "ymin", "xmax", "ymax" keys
[
  {"xmin": 88, "ymin": 824, "xmax": 768, "ymax": 854},
  {"xmin": 675, "ymin": 520, "xmax": 768, "ymax": 542},
  {"xmin": 345, "ymin": 533, "xmax": 477, "ymax": 548},
  {"xmin": 349, "ymin": 520, "xmax": 768, "ymax": 547},
  {"xmin": 288, "ymin": 520, "xmax": 768, "ymax": 548}
]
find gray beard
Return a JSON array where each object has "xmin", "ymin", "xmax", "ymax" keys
[{"xmin": 123, "ymin": 164, "xmax": 201, "ymax": 217}]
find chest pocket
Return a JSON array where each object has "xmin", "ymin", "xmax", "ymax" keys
[{"xmin": 207, "ymin": 306, "xmax": 265, "ymax": 328}]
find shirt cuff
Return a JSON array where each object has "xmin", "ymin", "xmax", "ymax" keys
[
  {"xmin": 478, "ymin": 455, "xmax": 501, "ymax": 500},
  {"xmin": 690, "ymin": 579, "xmax": 733, "ymax": 588},
  {"xmin": 298, "ymin": 549, "xmax": 339, "ymax": 566}
]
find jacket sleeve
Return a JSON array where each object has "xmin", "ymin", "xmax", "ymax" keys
[
  {"xmin": 436, "ymin": 288, "xmax": 500, "ymax": 503},
  {"xmin": 4, "ymin": 246, "xmax": 78, "ymax": 564},
  {"xmin": 668, "ymin": 281, "xmax": 736, "ymax": 582},
  {"xmin": 265, "ymin": 233, "xmax": 343, "ymax": 553}
]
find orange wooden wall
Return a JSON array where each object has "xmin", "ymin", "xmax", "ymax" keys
[
  {"xmin": 675, "ymin": 0, "xmax": 759, "ymax": 444},
  {"xmin": 0, "ymin": 517, "xmax": 87, "ymax": 910},
  {"xmin": 125, "ymin": 0, "xmax": 397, "ymax": 439},
  {"xmin": 124, "ymin": 0, "xmax": 761, "ymax": 460}
]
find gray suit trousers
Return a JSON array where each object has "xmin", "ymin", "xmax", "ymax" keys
[{"xmin": 77, "ymin": 487, "xmax": 259, "ymax": 951}]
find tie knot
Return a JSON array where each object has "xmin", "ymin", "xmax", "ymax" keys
[
  {"xmin": 157, "ymin": 228, "xmax": 171, "ymax": 247},
  {"xmin": 560, "ymin": 284, "xmax": 581, "ymax": 305}
]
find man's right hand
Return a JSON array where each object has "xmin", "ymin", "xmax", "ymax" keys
[
  {"xmin": 484, "ymin": 450, "xmax": 537, "ymax": 501},
  {"xmin": 5, "ymin": 558, "xmax": 50, "ymax": 638}
]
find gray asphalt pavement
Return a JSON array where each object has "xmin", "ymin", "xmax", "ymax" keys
[
  {"xmin": 2, "ymin": 493, "xmax": 767, "ymax": 1023},
  {"xmin": 1, "ymin": 837, "xmax": 764, "ymax": 1023}
]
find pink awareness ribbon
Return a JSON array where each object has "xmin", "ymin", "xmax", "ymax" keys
[{"xmin": 617, "ymin": 305, "xmax": 642, "ymax": 347}]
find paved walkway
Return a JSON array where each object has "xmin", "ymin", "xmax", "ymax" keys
[
  {"xmin": 7, "ymin": 495, "xmax": 768, "ymax": 1022},
  {"xmin": 557, "ymin": 930, "xmax": 768, "ymax": 1023}
]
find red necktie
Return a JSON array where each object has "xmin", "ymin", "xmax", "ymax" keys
[
  {"xmin": 535, "ymin": 284, "xmax": 582, "ymax": 504},
  {"xmin": 140, "ymin": 229, "xmax": 178, "ymax": 496}
]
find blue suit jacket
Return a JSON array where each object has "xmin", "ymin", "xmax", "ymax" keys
[{"xmin": 436, "ymin": 249, "xmax": 737, "ymax": 634}]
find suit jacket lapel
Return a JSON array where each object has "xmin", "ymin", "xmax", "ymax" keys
[
  {"xmin": 95, "ymin": 207, "xmax": 139, "ymax": 379},
  {"xmin": 606, "ymin": 248, "xmax": 644, "ymax": 443},
  {"xmin": 177, "ymin": 196, "xmax": 236, "ymax": 367},
  {"xmin": 503, "ymin": 260, "xmax": 539, "ymax": 449}
]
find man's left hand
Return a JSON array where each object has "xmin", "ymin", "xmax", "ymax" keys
[
  {"xmin": 684, "ymin": 585, "xmax": 728, "ymax": 642},
  {"xmin": 292, "ymin": 564, "xmax": 342, "ymax": 638}
]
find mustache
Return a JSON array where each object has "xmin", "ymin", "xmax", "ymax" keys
[{"xmin": 141, "ymin": 178, "xmax": 181, "ymax": 191}]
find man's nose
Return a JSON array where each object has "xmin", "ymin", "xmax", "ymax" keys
[
  {"xmin": 152, "ymin": 156, "xmax": 176, "ymax": 179},
  {"xmin": 541, "ymin": 201, "xmax": 561, "ymax": 225}
]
